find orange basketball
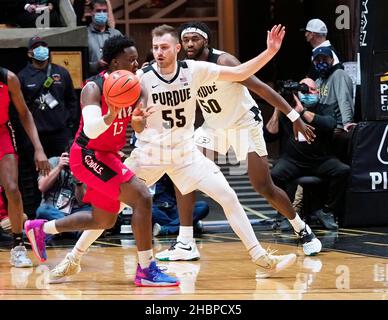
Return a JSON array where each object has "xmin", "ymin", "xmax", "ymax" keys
[{"xmin": 103, "ymin": 70, "xmax": 141, "ymax": 108}]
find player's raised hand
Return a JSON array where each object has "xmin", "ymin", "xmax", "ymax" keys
[{"xmin": 267, "ymin": 24, "xmax": 286, "ymax": 55}]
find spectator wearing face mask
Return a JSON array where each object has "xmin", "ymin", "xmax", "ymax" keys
[
  {"xmin": 87, "ymin": 0, "xmax": 122, "ymax": 77},
  {"xmin": 302, "ymin": 19, "xmax": 342, "ymax": 80},
  {"xmin": 313, "ymin": 47, "xmax": 356, "ymax": 164},
  {"xmin": 17, "ymin": 36, "xmax": 79, "ymax": 158},
  {"xmin": 71, "ymin": 0, "xmax": 116, "ymax": 28},
  {"xmin": 264, "ymin": 78, "xmax": 350, "ymax": 230}
]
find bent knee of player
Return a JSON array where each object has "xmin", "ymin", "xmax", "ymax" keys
[
  {"xmin": 91, "ymin": 210, "xmax": 117, "ymax": 229},
  {"xmin": 216, "ymin": 187, "xmax": 240, "ymax": 207},
  {"xmin": 135, "ymin": 189, "xmax": 152, "ymax": 210},
  {"xmin": 121, "ymin": 180, "xmax": 152, "ymax": 210}
]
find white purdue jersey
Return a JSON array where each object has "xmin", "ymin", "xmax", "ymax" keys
[
  {"xmin": 136, "ymin": 60, "xmax": 220, "ymax": 149},
  {"xmin": 197, "ymin": 48, "xmax": 260, "ymax": 129}
]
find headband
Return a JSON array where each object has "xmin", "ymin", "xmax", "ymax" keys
[{"xmin": 181, "ymin": 27, "xmax": 208, "ymax": 40}]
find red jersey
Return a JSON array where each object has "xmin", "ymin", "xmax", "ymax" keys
[
  {"xmin": 0, "ymin": 67, "xmax": 10, "ymax": 126},
  {"xmin": 75, "ymin": 71, "xmax": 133, "ymax": 152}
]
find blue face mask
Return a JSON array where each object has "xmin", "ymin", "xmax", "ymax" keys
[
  {"xmin": 298, "ymin": 92, "xmax": 319, "ymax": 106},
  {"xmin": 94, "ymin": 12, "xmax": 108, "ymax": 25},
  {"xmin": 32, "ymin": 46, "xmax": 49, "ymax": 61}
]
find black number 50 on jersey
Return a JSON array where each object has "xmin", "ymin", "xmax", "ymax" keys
[{"xmin": 198, "ymin": 99, "xmax": 222, "ymax": 113}]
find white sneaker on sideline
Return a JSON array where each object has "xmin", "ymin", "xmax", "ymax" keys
[
  {"xmin": 153, "ymin": 223, "xmax": 162, "ymax": 236},
  {"xmin": 155, "ymin": 240, "xmax": 200, "ymax": 261},
  {"xmin": 255, "ymin": 249, "xmax": 296, "ymax": 278},
  {"xmin": 10, "ymin": 246, "xmax": 33, "ymax": 268}
]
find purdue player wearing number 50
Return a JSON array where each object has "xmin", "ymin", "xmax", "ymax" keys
[
  {"xmin": 124, "ymin": 24, "xmax": 298, "ymax": 278},
  {"xmin": 165, "ymin": 21, "xmax": 321, "ymax": 258}
]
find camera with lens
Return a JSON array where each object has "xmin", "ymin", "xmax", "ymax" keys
[
  {"xmin": 277, "ymin": 80, "xmax": 310, "ymax": 106},
  {"xmin": 277, "ymin": 80, "xmax": 309, "ymax": 94}
]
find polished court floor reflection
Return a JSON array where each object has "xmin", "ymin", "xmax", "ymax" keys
[{"xmin": 1, "ymin": 228, "xmax": 388, "ymax": 300}]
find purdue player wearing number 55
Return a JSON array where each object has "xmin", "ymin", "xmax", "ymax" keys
[
  {"xmin": 167, "ymin": 21, "xmax": 321, "ymax": 258},
  {"xmin": 124, "ymin": 24, "xmax": 298, "ymax": 278}
]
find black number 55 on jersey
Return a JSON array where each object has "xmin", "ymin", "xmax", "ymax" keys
[{"xmin": 162, "ymin": 108, "xmax": 186, "ymax": 128}]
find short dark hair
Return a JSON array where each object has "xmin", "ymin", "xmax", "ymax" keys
[
  {"xmin": 91, "ymin": 0, "xmax": 107, "ymax": 9},
  {"xmin": 151, "ymin": 24, "xmax": 179, "ymax": 43},
  {"xmin": 102, "ymin": 35, "xmax": 136, "ymax": 65},
  {"xmin": 178, "ymin": 21, "xmax": 211, "ymax": 44}
]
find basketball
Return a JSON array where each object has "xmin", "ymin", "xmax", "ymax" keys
[{"xmin": 103, "ymin": 70, "xmax": 141, "ymax": 108}]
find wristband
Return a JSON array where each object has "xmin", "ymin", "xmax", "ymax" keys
[{"xmin": 287, "ymin": 109, "xmax": 300, "ymax": 122}]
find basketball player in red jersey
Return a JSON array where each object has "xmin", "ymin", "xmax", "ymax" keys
[
  {"xmin": 24, "ymin": 35, "xmax": 179, "ymax": 286},
  {"xmin": 0, "ymin": 66, "xmax": 50, "ymax": 268}
]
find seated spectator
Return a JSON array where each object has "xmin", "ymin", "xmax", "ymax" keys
[
  {"xmin": 301, "ymin": 18, "xmax": 342, "ymax": 80},
  {"xmin": 87, "ymin": 0, "xmax": 122, "ymax": 77},
  {"xmin": 313, "ymin": 47, "xmax": 356, "ymax": 164},
  {"xmin": 152, "ymin": 175, "xmax": 209, "ymax": 236},
  {"xmin": 36, "ymin": 149, "xmax": 92, "ymax": 238},
  {"xmin": 15, "ymin": 0, "xmax": 62, "ymax": 28},
  {"xmin": 18, "ymin": 36, "xmax": 79, "ymax": 158},
  {"xmin": 264, "ymin": 78, "xmax": 350, "ymax": 230}
]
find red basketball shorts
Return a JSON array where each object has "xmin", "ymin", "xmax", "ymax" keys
[
  {"xmin": 0, "ymin": 121, "xmax": 17, "ymax": 161},
  {"xmin": 69, "ymin": 143, "xmax": 135, "ymax": 213}
]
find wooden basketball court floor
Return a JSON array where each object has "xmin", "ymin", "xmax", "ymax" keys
[{"xmin": 0, "ymin": 227, "xmax": 388, "ymax": 300}]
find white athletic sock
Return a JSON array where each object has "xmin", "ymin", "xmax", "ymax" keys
[
  {"xmin": 69, "ymin": 229, "xmax": 104, "ymax": 261},
  {"xmin": 289, "ymin": 214, "xmax": 311, "ymax": 233},
  {"xmin": 249, "ymin": 244, "xmax": 267, "ymax": 261},
  {"xmin": 138, "ymin": 249, "xmax": 154, "ymax": 269},
  {"xmin": 177, "ymin": 226, "xmax": 194, "ymax": 244},
  {"xmin": 43, "ymin": 220, "xmax": 58, "ymax": 234},
  {"xmin": 69, "ymin": 247, "xmax": 84, "ymax": 261}
]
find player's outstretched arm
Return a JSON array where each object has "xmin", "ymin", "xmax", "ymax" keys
[
  {"xmin": 217, "ymin": 52, "xmax": 315, "ymax": 144},
  {"xmin": 8, "ymin": 71, "xmax": 50, "ymax": 176},
  {"xmin": 81, "ymin": 82, "xmax": 118, "ymax": 139},
  {"xmin": 217, "ymin": 25, "xmax": 285, "ymax": 83}
]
